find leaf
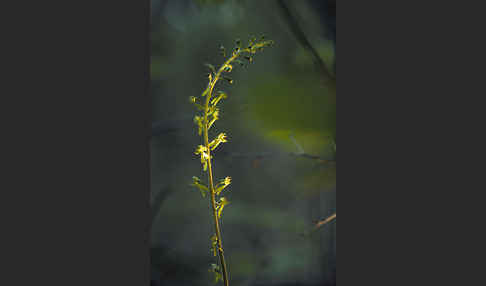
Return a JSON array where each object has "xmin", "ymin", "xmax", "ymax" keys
[
  {"xmin": 194, "ymin": 145, "xmax": 208, "ymax": 156},
  {"xmin": 201, "ymin": 87, "xmax": 210, "ymax": 97},
  {"xmin": 210, "ymin": 234, "xmax": 218, "ymax": 256},
  {"xmin": 189, "ymin": 96, "xmax": 204, "ymax": 110},
  {"xmin": 219, "ymin": 45, "xmax": 226, "ymax": 57},
  {"xmin": 209, "ymin": 133, "xmax": 228, "ymax": 151},
  {"xmin": 210, "ymin": 91, "xmax": 227, "ymax": 106},
  {"xmin": 195, "ymin": 145, "xmax": 210, "ymax": 171},
  {"xmin": 205, "ymin": 63, "xmax": 216, "ymax": 75},
  {"xmin": 234, "ymin": 59, "xmax": 245, "ymax": 67},
  {"xmin": 244, "ymin": 56, "xmax": 253, "ymax": 63},
  {"xmin": 214, "ymin": 176, "xmax": 231, "ymax": 195},
  {"xmin": 223, "ymin": 76, "xmax": 233, "ymax": 84},
  {"xmin": 208, "ymin": 109, "xmax": 219, "ymax": 130},
  {"xmin": 193, "ymin": 115, "xmax": 204, "ymax": 136},
  {"xmin": 208, "ymin": 263, "xmax": 222, "ymax": 284},
  {"xmin": 214, "ymin": 271, "xmax": 223, "ymax": 283},
  {"xmin": 191, "ymin": 176, "xmax": 209, "ymax": 197},
  {"xmin": 217, "ymin": 197, "xmax": 230, "ymax": 219}
]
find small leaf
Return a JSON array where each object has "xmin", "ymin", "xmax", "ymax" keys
[
  {"xmin": 190, "ymin": 97, "xmax": 204, "ymax": 111},
  {"xmin": 209, "ymin": 133, "xmax": 228, "ymax": 151},
  {"xmin": 208, "ymin": 264, "xmax": 223, "ymax": 284},
  {"xmin": 234, "ymin": 59, "xmax": 245, "ymax": 67},
  {"xmin": 219, "ymin": 45, "xmax": 226, "ymax": 57},
  {"xmin": 201, "ymin": 86, "xmax": 210, "ymax": 97},
  {"xmin": 214, "ymin": 272, "xmax": 223, "ymax": 283},
  {"xmin": 217, "ymin": 197, "xmax": 230, "ymax": 219},
  {"xmin": 210, "ymin": 91, "xmax": 227, "ymax": 106},
  {"xmin": 210, "ymin": 234, "xmax": 218, "ymax": 256},
  {"xmin": 205, "ymin": 63, "xmax": 216, "ymax": 75},
  {"xmin": 191, "ymin": 176, "xmax": 209, "ymax": 197},
  {"xmin": 208, "ymin": 109, "xmax": 220, "ymax": 130},
  {"xmin": 195, "ymin": 145, "xmax": 210, "ymax": 166},
  {"xmin": 244, "ymin": 56, "xmax": 253, "ymax": 63},
  {"xmin": 193, "ymin": 115, "xmax": 203, "ymax": 136},
  {"xmin": 223, "ymin": 76, "xmax": 233, "ymax": 84},
  {"xmin": 214, "ymin": 176, "xmax": 231, "ymax": 195},
  {"xmin": 194, "ymin": 145, "xmax": 207, "ymax": 155},
  {"xmin": 248, "ymin": 36, "xmax": 255, "ymax": 46}
]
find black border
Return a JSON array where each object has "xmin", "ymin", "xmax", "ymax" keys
[{"xmin": 3, "ymin": 1, "xmax": 151, "ymax": 285}]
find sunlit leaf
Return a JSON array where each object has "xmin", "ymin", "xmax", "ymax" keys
[
  {"xmin": 191, "ymin": 176, "xmax": 209, "ymax": 198},
  {"xmin": 215, "ymin": 176, "xmax": 231, "ymax": 195},
  {"xmin": 193, "ymin": 115, "xmax": 204, "ymax": 136},
  {"xmin": 208, "ymin": 109, "xmax": 220, "ymax": 130},
  {"xmin": 210, "ymin": 234, "xmax": 218, "ymax": 256},
  {"xmin": 195, "ymin": 145, "xmax": 210, "ymax": 167},
  {"xmin": 209, "ymin": 133, "xmax": 228, "ymax": 151},
  {"xmin": 201, "ymin": 86, "xmax": 210, "ymax": 97},
  {"xmin": 217, "ymin": 197, "xmax": 229, "ymax": 219},
  {"xmin": 210, "ymin": 91, "xmax": 227, "ymax": 106}
]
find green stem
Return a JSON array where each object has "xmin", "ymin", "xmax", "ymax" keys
[{"xmin": 202, "ymin": 52, "xmax": 240, "ymax": 286}]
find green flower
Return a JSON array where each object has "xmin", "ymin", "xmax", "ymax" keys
[
  {"xmin": 215, "ymin": 176, "xmax": 231, "ymax": 195},
  {"xmin": 209, "ymin": 133, "xmax": 228, "ymax": 151},
  {"xmin": 195, "ymin": 145, "xmax": 210, "ymax": 163}
]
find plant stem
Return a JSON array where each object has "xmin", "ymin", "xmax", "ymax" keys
[{"xmin": 202, "ymin": 53, "xmax": 239, "ymax": 286}]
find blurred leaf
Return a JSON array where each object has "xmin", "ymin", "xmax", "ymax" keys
[
  {"xmin": 210, "ymin": 234, "xmax": 218, "ymax": 256},
  {"xmin": 293, "ymin": 40, "xmax": 335, "ymax": 75},
  {"xmin": 208, "ymin": 263, "xmax": 222, "ymax": 283},
  {"xmin": 245, "ymin": 75, "xmax": 336, "ymax": 148}
]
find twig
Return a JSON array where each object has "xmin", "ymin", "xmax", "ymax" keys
[
  {"xmin": 276, "ymin": 0, "xmax": 335, "ymax": 82},
  {"xmin": 150, "ymin": 186, "xmax": 172, "ymax": 229},
  {"xmin": 301, "ymin": 213, "xmax": 336, "ymax": 238},
  {"xmin": 313, "ymin": 213, "xmax": 336, "ymax": 231},
  {"xmin": 220, "ymin": 151, "xmax": 335, "ymax": 164}
]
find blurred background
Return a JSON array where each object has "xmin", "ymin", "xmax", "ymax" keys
[{"xmin": 150, "ymin": 0, "xmax": 336, "ymax": 285}]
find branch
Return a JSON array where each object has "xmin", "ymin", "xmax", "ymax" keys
[
  {"xmin": 276, "ymin": 0, "xmax": 335, "ymax": 83},
  {"xmin": 219, "ymin": 150, "xmax": 335, "ymax": 164},
  {"xmin": 313, "ymin": 213, "xmax": 336, "ymax": 231},
  {"xmin": 301, "ymin": 213, "xmax": 336, "ymax": 238},
  {"xmin": 150, "ymin": 186, "xmax": 172, "ymax": 229}
]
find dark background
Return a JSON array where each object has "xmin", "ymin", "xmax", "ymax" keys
[{"xmin": 150, "ymin": 1, "xmax": 336, "ymax": 285}]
